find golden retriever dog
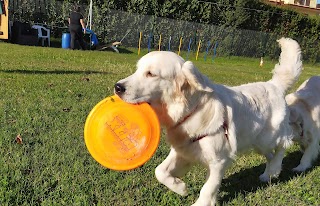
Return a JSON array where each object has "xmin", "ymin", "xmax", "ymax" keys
[
  {"xmin": 286, "ymin": 76, "xmax": 320, "ymax": 172},
  {"xmin": 114, "ymin": 38, "xmax": 302, "ymax": 206}
]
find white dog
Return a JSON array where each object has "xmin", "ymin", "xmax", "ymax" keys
[
  {"xmin": 286, "ymin": 76, "xmax": 320, "ymax": 172},
  {"xmin": 114, "ymin": 38, "xmax": 302, "ymax": 206}
]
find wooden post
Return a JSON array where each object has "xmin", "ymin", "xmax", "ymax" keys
[
  {"xmin": 138, "ymin": 31, "xmax": 142, "ymax": 55},
  {"xmin": 178, "ymin": 37, "xmax": 183, "ymax": 56}
]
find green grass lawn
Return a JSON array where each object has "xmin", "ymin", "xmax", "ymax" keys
[{"xmin": 1, "ymin": 42, "xmax": 319, "ymax": 206}]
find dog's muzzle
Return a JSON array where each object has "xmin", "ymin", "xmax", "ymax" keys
[{"xmin": 114, "ymin": 83, "xmax": 126, "ymax": 95}]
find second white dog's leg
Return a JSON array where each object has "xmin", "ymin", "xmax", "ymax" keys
[
  {"xmin": 293, "ymin": 136, "xmax": 320, "ymax": 172},
  {"xmin": 191, "ymin": 159, "xmax": 230, "ymax": 206},
  {"xmin": 155, "ymin": 148, "xmax": 192, "ymax": 196},
  {"xmin": 259, "ymin": 147, "xmax": 285, "ymax": 182}
]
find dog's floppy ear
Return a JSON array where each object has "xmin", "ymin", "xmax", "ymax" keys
[{"xmin": 181, "ymin": 61, "xmax": 213, "ymax": 92}]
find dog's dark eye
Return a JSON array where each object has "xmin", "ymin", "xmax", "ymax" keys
[{"xmin": 146, "ymin": 71, "xmax": 157, "ymax": 77}]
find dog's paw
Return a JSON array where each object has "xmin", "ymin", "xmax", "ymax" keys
[
  {"xmin": 171, "ymin": 179, "xmax": 188, "ymax": 196},
  {"xmin": 292, "ymin": 164, "xmax": 309, "ymax": 173},
  {"xmin": 259, "ymin": 173, "xmax": 270, "ymax": 182}
]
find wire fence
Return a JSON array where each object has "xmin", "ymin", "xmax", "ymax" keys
[{"xmin": 98, "ymin": 10, "xmax": 281, "ymax": 59}]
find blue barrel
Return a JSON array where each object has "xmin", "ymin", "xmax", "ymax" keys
[{"xmin": 62, "ymin": 33, "xmax": 71, "ymax": 49}]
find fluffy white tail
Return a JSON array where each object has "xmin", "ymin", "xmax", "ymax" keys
[{"xmin": 269, "ymin": 37, "xmax": 302, "ymax": 93}]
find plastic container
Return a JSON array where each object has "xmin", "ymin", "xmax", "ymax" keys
[
  {"xmin": 84, "ymin": 29, "xmax": 99, "ymax": 46},
  {"xmin": 91, "ymin": 33, "xmax": 98, "ymax": 46},
  {"xmin": 62, "ymin": 33, "xmax": 71, "ymax": 49}
]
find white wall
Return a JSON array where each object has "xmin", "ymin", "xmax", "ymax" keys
[{"xmin": 283, "ymin": 0, "xmax": 295, "ymax": 4}]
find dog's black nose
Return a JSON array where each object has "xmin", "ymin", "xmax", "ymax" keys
[{"xmin": 114, "ymin": 83, "xmax": 126, "ymax": 94}]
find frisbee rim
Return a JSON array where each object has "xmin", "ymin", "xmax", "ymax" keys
[{"xmin": 84, "ymin": 95, "xmax": 160, "ymax": 171}]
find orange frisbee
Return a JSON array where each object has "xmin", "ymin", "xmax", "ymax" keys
[{"xmin": 84, "ymin": 95, "xmax": 160, "ymax": 171}]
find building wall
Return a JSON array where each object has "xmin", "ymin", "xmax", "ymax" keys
[
  {"xmin": 273, "ymin": 0, "xmax": 319, "ymax": 8},
  {"xmin": 310, "ymin": 0, "xmax": 317, "ymax": 7},
  {"xmin": 283, "ymin": 0, "xmax": 295, "ymax": 4}
]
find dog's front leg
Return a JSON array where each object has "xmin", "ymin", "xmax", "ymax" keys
[
  {"xmin": 259, "ymin": 146, "xmax": 285, "ymax": 182},
  {"xmin": 293, "ymin": 132, "xmax": 320, "ymax": 172},
  {"xmin": 155, "ymin": 148, "xmax": 192, "ymax": 196},
  {"xmin": 192, "ymin": 159, "xmax": 229, "ymax": 206}
]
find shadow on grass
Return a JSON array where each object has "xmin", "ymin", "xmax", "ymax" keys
[
  {"xmin": 220, "ymin": 150, "xmax": 320, "ymax": 204},
  {"xmin": 0, "ymin": 69, "xmax": 113, "ymax": 75}
]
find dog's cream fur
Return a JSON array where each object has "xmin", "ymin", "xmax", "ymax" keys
[
  {"xmin": 115, "ymin": 38, "xmax": 302, "ymax": 206},
  {"xmin": 286, "ymin": 76, "xmax": 320, "ymax": 172}
]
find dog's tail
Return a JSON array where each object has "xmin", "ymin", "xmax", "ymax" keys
[{"xmin": 269, "ymin": 37, "xmax": 302, "ymax": 93}]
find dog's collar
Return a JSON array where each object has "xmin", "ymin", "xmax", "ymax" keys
[
  {"xmin": 191, "ymin": 121, "xmax": 229, "ymax": 143},
  {"xmin": 191, "ymin": 133, "xmax": 208, "ymax": 142},
  {"xmin": 172, "ymin": 106, "xmax": 229, "ymax": 143},
  {"xmin": 173, "ymin": 105, "xmax": 199, "ymax": 129}
]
